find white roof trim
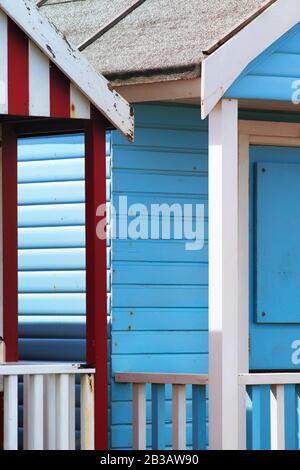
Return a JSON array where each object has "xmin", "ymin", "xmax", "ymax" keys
[
  {"xmin": 201, "ymin": 0, "xmax": 300, "ymax": 119},
  {"xmin": 0, "ymin": 0, "xmax": 134, "ymax": 140}
]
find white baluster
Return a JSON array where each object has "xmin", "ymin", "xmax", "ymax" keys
[
  {"xmin": 80, "ymin": 374, "xmax": 95, "ymax": 450},
  {"xmin": 31, "ymin": 374, "xmax": 44, "ymax": 450},
  {"xmin": 23, "ymin": 375, "xmax": 31, "ymax": 450},
  {"xmin": 270, "ymin": 384, "xmax": 285, "ymax": 450},
  {"xmin": 4, "ymin": 375, "xmax": 18, "ymax": 450},
  {"xmin": 172, "ymin": 384, "xmax": 186, "ymax": 450},
  {"xmin": 44, "ymin": 374, "xmax": 56, "ymax": 450},
  {"xmin": 68, "ymin": 374, "xmax": 76, "ymax": 450},
  {"xmin": 132, "ymin": 383, "xmax": 146, "ymax": 450},
  {"xmin": 56, "ymin": 374, "xmax": 70, "ymax": 450}
]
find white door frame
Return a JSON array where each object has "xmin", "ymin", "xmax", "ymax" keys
[{"xmin": 209, "ymin": 108, "xmax": 300, "ymax": 450}]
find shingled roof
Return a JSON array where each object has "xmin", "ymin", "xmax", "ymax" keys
[{"xmin": 36, "ymin": 0, "xmax": 272, "ymax": 85}]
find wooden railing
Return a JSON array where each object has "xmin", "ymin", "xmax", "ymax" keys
[
  {"xmin": 0, "ymin": 362, "xmax": 95, "ymax": 450},
  {"xmin": 239, "ymin": 373, "xmax": 300, "ymax": 450},
  {"xmin": 115, "ymin": 373, "xmax": 208, "ymax": 450}
]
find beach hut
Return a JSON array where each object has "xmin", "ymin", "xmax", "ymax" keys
[
  {"xmin": 34, "ymin": 0, "xmax": 300, "ymax": 450},
  {"xmin": 0, "ymin": 0, "xmax": 133, "ymax": 451}
]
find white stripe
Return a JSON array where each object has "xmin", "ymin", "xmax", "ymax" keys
[
  {"xmin": 70, "ymin": 83, "xmax": 91, "ymax": 119},
  {"xmin": 0, "ymin": 11, "xmax": 8, "ymax": 114},
  {"xmin": 29, "ymin": 41, "xmax": 50, "ymax": 117}
]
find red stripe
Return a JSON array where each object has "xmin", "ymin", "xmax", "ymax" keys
[
  {"xmin": 85, "ymin": 121, "xmax": 108, "ymax": 450},
  {"xmin": 2, "ymin": 125, "xmax": 18, "ymax": 362},
  {"xmin": 50, "ymin": 64, "xmax": 70, "ymax": 118},
  {"xmin": 8, "ymin": 19, "xmax": 29, "ymax": 116}
]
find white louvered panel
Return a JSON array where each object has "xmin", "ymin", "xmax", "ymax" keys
[{"xmin": 0, "ymin": 11, "xmax": 8, "ymax": 114}]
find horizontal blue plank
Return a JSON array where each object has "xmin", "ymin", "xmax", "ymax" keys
[
  {"xmin": 112, "ymin": 354, "xmax": 208, "ymax": 374},
  {"xmin": 227, "ymin": 75, "xmax": 298, "ymax": 101},
  {"xmin": 18, "ymin": 158, "xmax": 84, "ymax": 183},
  {"xmin": 18, "ymin": 226, "xmax": 85, "ymax": 249},
  {"xmin": 18, "ymin": 271, "xmax": 85, "ymax": 293},
  {"xmin": 112, "ymin": 285, "xmax": 207, "ymax": 308},
  {"xmin": 18, "ymin": 134, "xmax": 85, "ymax": 161},
  {"xmin": 19, "ymin": 338, "xmax": 86, "ymax": 361},
  {"xmin": 19, "ymin": 293, "xmax": 86, "ymax": 315},
  {"xmin": 112, "ymin": 148, "xmax": 208, "ymax": 172},
  {"xmin": 18, "ymin": 181, "xmax": 85, "ymax": 205},
  {"xmin": 112, "ymin": 331, "xmax": 207, "ymax": 354},
  {"xmin": 113, "ymin": 127, "xmax": 208, "ymax": 152},
  {"xmin": 252, "ymin": 52, "xmax": 300, "ymax": 78},
  {"xmin": 113, "ymin": 170, "xmax": 208, "ymax": 195},
  {"xmin": 112, "ymin": 193, "xmax": 208, "ymax": 212},
  {"xmin": 112, "ymin": 262, "xmax": 207, "ymax": 285},
  {"xmin": 112, "ymin": 240, "xmax": 208, "ymax": 263},
  {"xmin": 19, "ymin": 316, "xmax": 86, "ymax": 338},
  {"xmin": 19, "ymin": 248, "xmax": 86, "ymax": 270},
  {"xmin": 112, "ymin": 308, "xmax": 208, "ymax": 331},
  {"xmin": 18, "ymin": 203, "xmax": 85, "ymax": 227}
]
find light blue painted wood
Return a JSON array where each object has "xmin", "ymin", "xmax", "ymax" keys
[
  {"xmin": 192, "ymin": 385, "xmax": 206, "ymax": 450},
  {"xmin": 250, "ymin": 146, "xmax": 300, "ymax": 371},
  {"xmin": 111, "ymin": 103, "xmax": 209, "ymax": 449},
  {"xmin": 18, "ymin": 181, "xmax": 85, "ymax": 205},
  {"xmin": 248, "ymin": 386, "xmax": 270, "ymax": 450},
  {"xmin": 256, "ymin": 162, "xmax": 300, "ymax": 323},
  {"xmin": 152, "ymin": 384, "xmax": 165, "ymax": 450},
  {"xmin": 18, "ymin": 227, "xmax": 85, "ymax": 249},
  {"xmin": 112, "ymin": 308, "xmax": 208, "ymax": 332},
  {"xmin": 226, "ymin": 22, "xmax": 300, "ymax": 101}
]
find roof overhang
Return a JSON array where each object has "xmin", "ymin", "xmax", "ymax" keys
[
  {"xmin": 201, "ymin": 0, "xmax": 300, "ymax": 119},
  {"xmin": 2, "ymin": 0, "xmax": 134, "ymax": 140}
]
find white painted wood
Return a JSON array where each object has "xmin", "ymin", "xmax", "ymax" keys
[
  {"xmin": 70, "ymin": 83, "xmax": 91, "ymax": 119},
  {"xmin": 44, "ymin": 374, "xmax": 56, "ymax": 450},
  {"xmin": 0, "ymin": 362, "xmax": 95, "ymax": 375},
  {"xmin": 56, "ymin": 374, "xmax": 70, "ymax": 450},
  {"xmin": 208, "ymin": 99, "xmax": 239, "ymax": 450},
  {"xmin": 0, "ymin": 0, "xmax": 134, "ymax": 139},
  {"xmin": 238, "ymin": 132, "xmax": 250, "ymax": 450},
  {"xmin": 270, "ymin": 384, "xmax": 285, "ymax": 450},
  {"xmin": 132, "ymin": 383, "xmax": 146, "ymax": 450},
  {"xmin": 29, "ymin": 40, "xmax": 50, "ymax": 117},
  {"xmin": 201, "ymin": 0, "xmax": 300, "ymax": 118},
  {"xmin": 115, "ymin": 373, "xmax": 208, "ymax": 385},
  {"xmin": 172, "ymin": 384, "xmax": 186, "ymax": 450},
  {"xmin": 68, "ymin": 374, "xmax": 76, "ymax": 450},
  {"xmin": 80, "ymin": 374, "xmax": 95, "ymax": 450},
  {"xmin": 0, "ymin": 11, "xmax": 8, "ymax": 115},
  {"xmin": 23, "ymin": 375, "xmax": 31, "ymax": 450},
  {"xmin": 239, "ymin": 373, "xmax": 300, "ymax": 385},
  {"xmin": 30, "ymin": 374, "xmax": 44, "ymax": 450},
  {"xmin": 3, "ymin": 375, "xmax": 18, "ymax": 450}
]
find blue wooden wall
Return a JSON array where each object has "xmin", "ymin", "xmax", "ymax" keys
[
  {"xmin": 110, "ymin": 104, "xmax": 208, "ymax": 449},
  {"xmin": 17, "ymin": 132, "xmax": 111, "ymax": 445},
  {"xmin": 226, "ymin": 22, "xmax": 300, "ymax": 102}
]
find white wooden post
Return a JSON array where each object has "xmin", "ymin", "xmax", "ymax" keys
[
  {"xmin": 270, "ymin": 384, "xmax": 285, "ymax": 450},
  {"xmin": 208, "ymin": 98, "xmax": 239, "ymax": 450},
  {"xmin": 56, "ymin": 374, "xmax": 70, "ymax": 450},
  {"xmin": 44, "ymin": 374, "xmax": 56, "ymax": 450},
  {"xmin": 172, "ymin": 384, "xmax": 186, "ymax": 450},
  {"xmin": 132, "ymin": 383, "xmax": 146, "ymax": 450},
  {"xmin": 3, "ymin": 375, "xmax": 18, "ymax": 450},
  {"xmin": 80, "ymin": 374, "xmax": 95, "ymax": 450}
]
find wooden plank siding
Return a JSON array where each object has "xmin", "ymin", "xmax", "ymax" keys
[
  {"xmin": 226, "ymin": 22, "xmax": 300, "ymax": 102},
  {"xmin": 17, "ymin": 132, "xmax": 112, "ymax": 447},
  {"xmin": 110, "ymin": 104, "xmax": 209, "ymax": 449}
]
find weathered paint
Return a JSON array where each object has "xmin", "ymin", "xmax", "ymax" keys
[{"xmin": 0, "ymin": 0, "xmax": 133, "ymax": 138}]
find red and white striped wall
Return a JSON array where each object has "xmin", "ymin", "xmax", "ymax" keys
[{"xmin": 0, "ymin": 10, "xmax": 92, "ymax": 120}]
